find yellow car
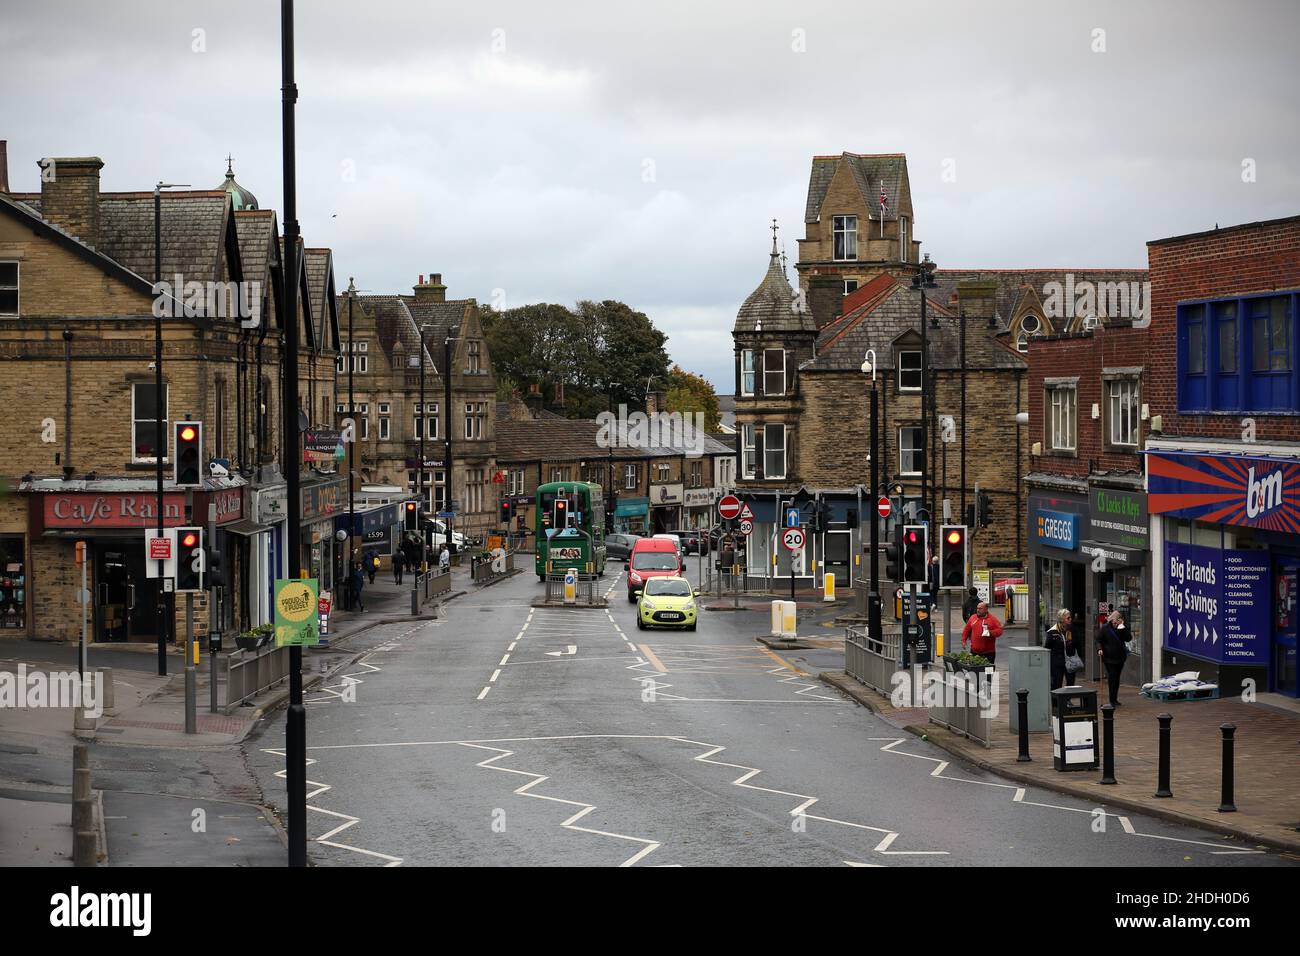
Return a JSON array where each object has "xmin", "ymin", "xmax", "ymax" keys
[{"xmin": 636, "ymin": 576, "xmax": 697, "ymax": 631}]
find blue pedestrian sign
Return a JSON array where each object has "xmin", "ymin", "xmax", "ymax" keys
[{"xmin": 786, "ymin": 508, "xmax": 800, "ymax": 528}]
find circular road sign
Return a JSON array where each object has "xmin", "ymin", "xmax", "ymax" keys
[
  {"xmin": 738, "ymin": 518, "xmax": 754, "ymax": 536},
  {"xmin": 718, "ymin": 494, "xmax": 742, "ymax": 521},
  {"xmin": 782, "ymin": 528, "xmax": 806, "ymax": 552},
  {"xmin": 877, "ymin": 496, "xmax": 892, "ymax": 518}
]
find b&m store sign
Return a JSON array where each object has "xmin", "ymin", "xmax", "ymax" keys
[{"xmin": 1148, "ymin": 451, "xmax": 1300, "ymax": 533}]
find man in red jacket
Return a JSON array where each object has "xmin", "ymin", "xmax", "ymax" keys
[{"xmin": 961, "ymin": 601, "xmax": 1004, "ymax": 665}]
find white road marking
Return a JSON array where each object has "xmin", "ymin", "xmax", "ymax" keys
[
  {"xmin": 869, "ymin": 737, "xmax": 1264, "ymax": 855},
  {"xmin": 499, "ymin": 654, "xmax": 510, "ymax": 665},
  {"xmin": 489, "ymin": 669, "xmax": 501, "ymax": 683},
  {"xmin": 477, "ymin": 687, "xmax": 491, "ymax": 700}
]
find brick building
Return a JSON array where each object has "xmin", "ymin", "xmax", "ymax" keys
[
  {"xmin": 1140, "ymin": 215, "xmax": 1300, "ymax": 698},
  {"xmin": 0, "ymin": 149, "xmax": 342, "ymax": 644}
]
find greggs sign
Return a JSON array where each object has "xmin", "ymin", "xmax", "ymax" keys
[{"xmin": 1147, "ymin": 451, "xmax": 1300, "ymax": 533}]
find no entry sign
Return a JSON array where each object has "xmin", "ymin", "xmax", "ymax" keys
[
  {"xmin": 718, "ymin": 494, "xmax": 742, "ymax": 520},
  {"xmin": 877, "ymin": 497, "xmax": 892, "ymax": 518},
  {"xmin": 782, "ymin": 527, "xmax": 806, "ymax": 551}
]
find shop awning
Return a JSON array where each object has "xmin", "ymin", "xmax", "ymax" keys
[{"xmin": 222, "ymin": 518, "xmax": 272, "ymax": 536}]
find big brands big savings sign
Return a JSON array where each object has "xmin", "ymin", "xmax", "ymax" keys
[
  {"xmin": 1148, "ymin": 451, "xmax": 1300, "ymax": 532},
  {"xmin": 1165, "ymin": 541, "xmax": 1268, "ymax": 664}
]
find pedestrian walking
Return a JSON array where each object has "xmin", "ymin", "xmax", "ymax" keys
[
  {"xmin": 1045, "ymin": 608, "xmax": 1079, "ymax": 691},
  {"xmin": 350, "ymin": 561, "xmax": 367, "ymax": 612},
  {"xmin": 393, "ymin": 549, "xmax": 404, "ymax": 585},
  {"xmin": 368, "ymin": 552, "xmax": 380, "ymax": 584},
  {"xmin": 438, "ymin": 544, "xmax": 450, "ymax": 572},
  {"xmin": 961, "ymin": 601, "xmax": 1004, "ymax": 665},
  {"xmin": 1096, "ymin": 609, "xmax": 1130, "ymax": 706},
  {"xmin": 961, "ymin": 586, "xmax": 980, "ymax": 622}
]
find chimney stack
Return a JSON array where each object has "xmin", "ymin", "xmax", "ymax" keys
[
  {"xmin": 646, "ymin": 390, "xmax": 667, "ymax": 417},
  {"xmin": 40, "ymin": 156, "xmax": 104, "ymax": 248},
  {"xmin": 413, "ymin": 272, "xmax": 447, "ymax": 303},
  {"xmin": 0, "ymin": 141, "xmax": 9, "ymax": 194},
  {"xmin": 552, "ymin": 380, "xmax": 566, "ymax": 409},
  {"xmin": 524, "ymin": 383, "xmax": 543, "ymax": 419},
  {"xmin": 806, "ymin": 274, "xmax": 843, "ymax": 330}
]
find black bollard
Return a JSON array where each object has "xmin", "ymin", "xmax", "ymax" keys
[
  {"xmin": 1016, "ymin": 689, "xmax": 1031, "ymax": 762},
  {"xmin": 1218, "ymin": 723, "xmax": 1237, "ymax": 813},
  {"xmin": 1099, "ymin": 704, "xmax": 1116, "ymax": 784},
  {"xmin": 1154, "ymin": 712, "xmax": 1173, "ymax": 798}
]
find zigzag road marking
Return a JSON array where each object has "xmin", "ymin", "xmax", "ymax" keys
[
  {"xmin": 869, "ymin": 737, "xmax": 1264, "ymax": 855},
  {"xmin": 262, "ymin": 748, "xmax": 402, "ymax": 866},
  {"xmin": 458, "ymin": 742, "xmax": 661, "ymax": 867},
  {"xmin": 306, "ymin": 621, "xmax": 431, "ymax": 704}
]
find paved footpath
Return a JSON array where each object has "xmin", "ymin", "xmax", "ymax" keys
[{"xmin": 815, "ymin": 631, "xmax": 1300, "ymax": 853}]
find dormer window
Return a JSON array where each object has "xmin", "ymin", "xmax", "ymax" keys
[
  {"xmin": 843, "ymin": 280, "xmax": 859, "ymax": 295},
  {"xmin": 833, "ymin": 215, "xmax": 858, "ymax": 261},
  {"xmin": 1016, "ymin": 314, "xmax": 1041, "ymax": 353},
  {"xmin": 898, "ymin": 351, "xmax": 922, "ymax": 391}
]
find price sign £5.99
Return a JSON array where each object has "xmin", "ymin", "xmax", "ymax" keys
[{"xmin": 782, "ymin": 528, "xmax": 806, "ymax": 552}]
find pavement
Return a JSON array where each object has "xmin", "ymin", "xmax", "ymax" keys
[
  {"xmin": 0, "ymin": 563, "xmax": 475, "ymax": 866},
  {"xmin": 814, "ymin": 627, "xmax": 1300, "ymax": 854}
]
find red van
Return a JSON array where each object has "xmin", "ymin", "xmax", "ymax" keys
[{"xmin": 626, "ymin": 537, "xmax": 682, "ymax": 603}]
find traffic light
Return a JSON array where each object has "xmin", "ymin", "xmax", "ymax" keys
[
  {"xmin": 404, "ymin": 500, "xmax": 419, "ymax": 531},
  {"xmin": 499, "ymin": 499, "xmax": 513, "ymax": 525},
  {"xmin": 174, "ymin": 421, "xmax": 203, "ymax": 488},
  {"xmin": 977, "ymin": 491, "xmax": 993, "ymax": 529},
  {"xmin": 939, "ymin": 524, "xmax": 968, "ymax": 590},
  {"xmin": 206, "ymin": 539, "xmax": 226, "ymax": 588},
  {"xmin": 553, "ymin": 497, "xmax": 569, "ymax": 529},
  {"xmin": 884, "ymin": 526, "xmax": 901, "ymax": 580},
  {"xmin": 902, "ymin": 524, "xmax": 928, "ymax": 584},
  {"xmin": 176, "ymin": 527, "xmax": 204, "ymax": 592}
]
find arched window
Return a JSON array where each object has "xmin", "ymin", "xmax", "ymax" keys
[{"xmin": 1016, "ymin": 314, "xmax": 1042, "ymax": 352}]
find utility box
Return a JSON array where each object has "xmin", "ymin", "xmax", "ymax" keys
[
  {"xmin": 1050, "ymin": 686, "xmax": 1099, "ymax": 771},
  {"xmin": 1008, "ymin": 646, "xmax": 1051, "ymax": 733}
]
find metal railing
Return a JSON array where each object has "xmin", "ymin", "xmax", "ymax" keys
[
  {"xmin": 220, "ymin": 643, "xmax": 290, "ymax": 712},
  {"xmin": 413, "ymin": 568, "xmax": 451, "ymax": 613},
  {"xmin": 926, "ymin": 668, "xmax": 994, "ymax": 747},
  {"xmin": 471, "ymin": 550, "xmax": 516, "ymax": 584},
  {"xmin": 544, "ymin": 571, "xmax": 599, "ymax": 604},
  {"xmin": 844, "ymin": 624, "xmax": 903, "ymax": 695}
]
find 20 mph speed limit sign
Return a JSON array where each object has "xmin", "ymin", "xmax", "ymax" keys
[{"xmin": 782, "ymin": 528, "xmax": 806, "ymax": 551}]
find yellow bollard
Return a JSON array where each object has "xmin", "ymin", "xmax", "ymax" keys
[
  {"xmin": 781, "ymin": 600, "xmax": 797, "ymax": 638},
  {"xmin": 770, "ymin": 600, "xmax": 783, "ymax": 636},
  {"xmin": 823, "ymin": 573, "xmax": 835, "ymax": 602}
]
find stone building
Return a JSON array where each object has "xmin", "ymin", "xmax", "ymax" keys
[
  {"xmin": 337, "ymin": 273, "xmax": 498, "ymax": 540},
  {"xmin": 0, "ymin": 149, "xmax": 341, "ymax": 644}
]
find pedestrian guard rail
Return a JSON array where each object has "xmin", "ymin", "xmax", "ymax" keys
[
  {"xmin": 220, "ymin": 642, "xmax": 290, "ymax": 712},
  {"xmin": 544, "ymin": 571, "xmax": 599, "ymax": 605},
  {"xmin": 844, "ymin": 624, "xmax": 902, "ymax": 695},
  {"xmin": 471, "ymin": 550, "xmax": 516, "ymax": 584}
]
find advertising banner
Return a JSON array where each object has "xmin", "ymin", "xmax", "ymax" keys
[
  {"xmin": 1148, "ymin": 450, "xmax": 1300, "ymax": 532},
  {"xmin": 274, "ymin": 578, "xmax": 320, "ymax": 647},
  {"xmin": 1165, "ymin": 542, "xmax": 1268, "ymax": 664}
]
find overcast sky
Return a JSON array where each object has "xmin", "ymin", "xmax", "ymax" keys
[{"xmin": 3, "ymin": 1, "xmax": 1297, "ymax": 390}]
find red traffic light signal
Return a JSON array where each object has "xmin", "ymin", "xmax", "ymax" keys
[
  {"xmin": 179, "ymin": 425, "xmax": 197, "ymax": 442},
  {"xmin": 175, "ymin": 526, "xmax": 204, "ymax": 592},
  {"xmin": 939, "ymin": 524, "xmax": 968, "ymax": 589},
  {"xmin": 180, "ymin": 531, "xmax": 199, "ymax": 548},
  {"xmin": 173, "ymin": 421, "xmax": 203, "ymax": 488},
  {"xmin": 946, "ymin": 529, "xmax": 963, "ymax": 546}
]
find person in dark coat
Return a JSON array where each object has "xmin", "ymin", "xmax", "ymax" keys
[
  {"xmin": 392, "ymin": 549, "xmax": 405, "ymax": 585},
  {"xmin": 1045, "ymin": 608, "xmax": 1077, "ymax": 691},
  {"xmin": 961, "ymin": 587, "xmax": 980, "ymax": 622},
  {"xmin": 1096, "ymin": 610, "xmax": 1130, "ymax": 706},
  {"xmin": 350, "ymin": 561, "xmax": 366, "ymax": 612}
]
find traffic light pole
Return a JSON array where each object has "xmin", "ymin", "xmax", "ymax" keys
[
  {"xmin": 184, "ymin": 488, "xmax": 196, "ymax": 735},
  {"xmin": 154, "ymin": 184, "xmax": 167, "ymax": 678},
  {"xmin": 869, "ymin": 376, "xmax": 881, "ymax": 643}
]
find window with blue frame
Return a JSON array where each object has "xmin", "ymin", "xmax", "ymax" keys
[{"xmin": 1178, "ymin": 290, "xmax": 1298, "ymax": 413}]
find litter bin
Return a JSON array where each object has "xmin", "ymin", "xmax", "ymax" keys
[{"xmin": 1050, "ymin": 686, "xmax": 1098, "ymax": 771}]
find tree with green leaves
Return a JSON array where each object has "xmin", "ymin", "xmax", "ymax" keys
[{"xmin": 664, "ymin": 365, "xmax": 721, "ymax": 431}]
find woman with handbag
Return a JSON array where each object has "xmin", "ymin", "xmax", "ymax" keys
[
  {"xmin": 1045, "ymin": 608, "xmax": 1080, "ymax": 690},
  {"xmin": 1096, "ymin": 610, "xmax": 1130, "ymax": 706}
]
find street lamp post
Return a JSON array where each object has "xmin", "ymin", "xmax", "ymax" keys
[
  {"xmin": 346, "ymin": 279, "xmax": 356, "ymax": 607},
  {"xmin": 861, "ymin": 351, "xmax": 882, "ymax": 642},
  {"xmin": 443, "ymin": 333, "xmax": 458, "ymax": 545},
  {"xmin": 418, "ymin": 328, "xmax": 428, "ymax": 575},
  {"xmin": 153, "ymin": 180, "xmax": 189, "ymax": 677}
]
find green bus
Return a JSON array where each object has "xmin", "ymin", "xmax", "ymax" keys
[{"xmin": 534, "ymin": 480, "xmax": 607, "ymax": 579}]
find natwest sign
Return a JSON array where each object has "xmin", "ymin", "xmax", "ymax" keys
[{"xmin": 43, "ymin": 493, "xmax": 187, "ymax": 529}]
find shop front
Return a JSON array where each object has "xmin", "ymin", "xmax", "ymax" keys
[
  {"xmin": 1081, "ymin": 482, "xmax": 1152, "ymax": 685},
  {"xmin": 249, "ymin": 482, "xmax": 288, "ymax": 627},
  {"xmin": 334, "ymin": 501, "xmax": 402, "ymax": 571},
  {"xmin": 301, "ymin": 474, "xmax": 347, "ymax": 593},
  {"xmin": 0, "ymin": 535, "xmax": 28, "ymax": 632},
  {"xmin": 1026, "ymin": 487, "xmax": 1090, "ymax": 664},
  {"xmin": 683, "ymin": 487, "xmax": 718, "ymax": 531},
  {"xmin": 614, "ymin": 497, "xmax": 649, "ymax": 535},
  {"xmin": 649, "ymin": 483, "xmax": 684, "ymax": 534},
  {"xmin": 1147, "ymin": 446, "xmax": 1300, "ymax": 697}
]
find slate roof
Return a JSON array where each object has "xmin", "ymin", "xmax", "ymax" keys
[
  {"xmin": 233, "ymin": 210, "xmax": 277, "ymax": 284},
  {"xmin": 805, "ymin": 153, "xmax": 907, "ymax": 224},
  {"xmin": 929, "ymin": 268, "xmax": 1149, "ymax": 332},
  {"xmin": 304, "ymin": 247, "xmax": 339, "ymax": 350},
  {"xmin": 807, "ymin": 275, "xmax": 1026, "ymax": 372},
  {"xmin": 349, "ymin": 294, "xmax": 436, "ymax": 371},
  {"xmin": 734, "ymin": 248, "xmax": 817, "ymax": 334},
  {"xmin": 279, "ymin": 236, "xmax": 316, "ymax": 350},
  {"xmin": 402, "ymin": 296, "xmax": 474, "ymax": 345},
  {"xmin": 13, "ymin": 190, "xmax": 237, "ymax": 281}
]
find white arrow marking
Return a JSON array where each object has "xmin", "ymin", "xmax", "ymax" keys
[
  {"xmin": 545, "ymin": 645, "xmax": 578, "ymax": 657},
  {"xmin": 1212, "ymin": 627, "xmax": 1219, "ymax": 644}
]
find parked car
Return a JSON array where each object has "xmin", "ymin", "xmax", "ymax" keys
[
  {"xmin": 423, "ymin": 518, "xmax": 466, "ymax": 553},
  {"xmin": 652, "ymin": 533, "xmax": 684, "ymax": 558},
  {"xmin": 669, "ymin": 529, "xmax": 710, "ymax": 555},
  {"xmin": 605, "ymin": 533, "xmax": 640, "ymax": 561},
  {"xmin": 636, "ymin": 575, "xmax": 697, "ymax": 631},
  {"xmin": 627, "ymin": 537, "xmax": 682, "ymax": 602}
]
